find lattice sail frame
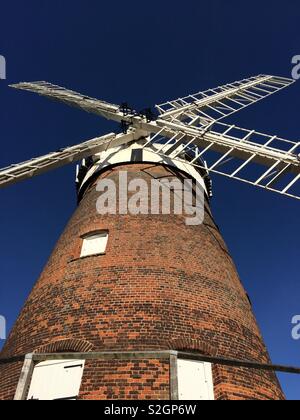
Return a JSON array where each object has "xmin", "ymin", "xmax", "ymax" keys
[
  {"xmin": 156, "ymin": 75, "xmax": 294, "ymax": 127},
  {"xmin": 141, "ymin": 122, "xmax": 300, "ymax": 200},
  {"xmin": 1, "ymin": 74, "xmax": 299, "ymax": 200}
]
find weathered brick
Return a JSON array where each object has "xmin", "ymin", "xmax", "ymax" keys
[{"xmin": 0, "ymin": 164, "xmax": 284, "ymax": 400}]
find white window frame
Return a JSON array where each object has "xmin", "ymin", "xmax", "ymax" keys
[{"xmin": 80, "ymin": 230, "xmax": 109, "ymax": 258}]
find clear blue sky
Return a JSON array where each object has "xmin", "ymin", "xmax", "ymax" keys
[{"xmin": 0, "ymin": 0, "xmax": 299, "ymax": 400}]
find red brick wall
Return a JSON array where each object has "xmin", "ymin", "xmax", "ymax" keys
[
  {"xmin": 213, "ymin": 365, "xmax": 283, "ymax": 400},
  {"xmin": 79, "ymin": 359, "xmax": 170, "ymax": 400},
  {"xmin": 0, "ymin": 360, "xmax": 23, "ymax": 400},
  {"xmin": 0, "ymin": 163, "xmax": 284, "ymax": 400}
]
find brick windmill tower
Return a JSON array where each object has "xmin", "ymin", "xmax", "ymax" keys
[{"xmin": 0, "ymin": 75, "xmax": 299, "ymax": 400}]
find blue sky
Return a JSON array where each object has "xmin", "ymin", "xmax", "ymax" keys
[{"xmin": 0, "ymin": 0, "xmax": 299, "ymax": 399}]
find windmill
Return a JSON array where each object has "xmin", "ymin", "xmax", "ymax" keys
[{"xmin": 0, "ymin": 74, "xmax": 298, "ymax": 401}]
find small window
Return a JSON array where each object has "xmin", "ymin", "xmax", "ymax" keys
[
  {"xmin": 80, "ymin": 231, "xmax": 108, "ymax": 258},
  {"xmin": 177, "ymin": 359, "xmax": 214, "ymax": 400},
  {"xmin": 27, "ymin": 359, "xmax": 85, "ymax": 400}
]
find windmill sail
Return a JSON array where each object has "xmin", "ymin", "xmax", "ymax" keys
[
  {"xmin": 0, "ymin": 132, "xmax": 137, "ymax": 188},
  {"xmin": 4, "ymin": 74, "xmax": 299, "ymax": 200},
  {"xmin": 10, "ymin": 81, "xmax": 122, "ymax": 122},
  {"xmin": 156, "ymin": 75, "xmax": 295, "ymax": 127},
  {"xmin": 142, "ymin": 121, "xmax": 300, "ymax": 200}
]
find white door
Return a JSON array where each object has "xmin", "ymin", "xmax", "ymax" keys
[
  {"xmin": 27, "ymin": 360, "xmax": 85, "ymax": 400},
  {"xmin": 177, "ymin": 359, "xmax": 214, "ymax": 400}
]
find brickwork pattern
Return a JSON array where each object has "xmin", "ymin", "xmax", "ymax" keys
[
  {"xmin": 0, "ymin": 163, "xmax": 284, "ymax": 400},
  {"xmin": 79, "ymin": 359, "xmax": 170, "ymax": 400}
]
